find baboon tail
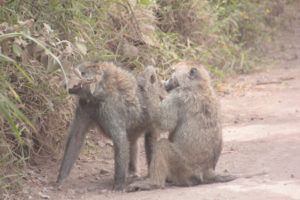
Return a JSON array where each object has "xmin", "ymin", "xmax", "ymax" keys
[
  {"xmin": 202, "ymin": 171, "xmax": 237, "ymax": 184},
  {"xmin": 209, "ymin": 171, "xmax": 267, "ymax": 184}
]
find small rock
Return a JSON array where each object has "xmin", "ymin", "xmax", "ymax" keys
[
  {"xmin": 100, "ymin": 169, "xmax": 109, "ymax": 175},
  {"xmin": 75, "ymin": 188, "xmax": 86, "ymax": 194},
  {"xmin": 99, "ymin": 189, "xmax": 108, "ymax": 194},
  {"xmin": 78, "ymin": 174, "xmax": 86, "ymax": 179},
  {"xmin": 105, "ymin": 141, "xmax": 114, "ymax": 147},
  {"xmin": 38, "ymin": 192, "xmax": 50, "ymax": 199},
  {"xmin": 87, "ymin": 186, "xmax": 97, "ymax": 192},
  {"xmin": 291, "ymin": 174, "xmax": 295, "ymax": 178}
]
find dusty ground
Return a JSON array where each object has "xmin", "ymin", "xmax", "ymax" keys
[{"xmin": 14, "ymin": 6, "xmax": 300, "ymax": 200}]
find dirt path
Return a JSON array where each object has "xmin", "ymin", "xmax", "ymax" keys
[{"xmin": 19, "ymin": 7, "xmax": 300, "ymax": 200}]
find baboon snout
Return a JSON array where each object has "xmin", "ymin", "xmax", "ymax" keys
[
  {"xmin": 67, "ymin": 75, "xmax": 83, "ymax": 94},
  {"xmin": 165, "ymin": 77, "xmax": 179, "ymax": 92},
  {"xmin": 68, "ymin": 83, "xmax": 83, "ymax": 94}
]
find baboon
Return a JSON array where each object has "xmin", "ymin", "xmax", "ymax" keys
[
  {"xmin": 57, "ymin": 62, "xmax": 164, "ymax": 191},
  {"xmin": 127, "ymin": 62, "xmax": 236, "ymax": 191}
]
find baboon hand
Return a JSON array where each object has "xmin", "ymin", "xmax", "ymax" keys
[{"xmin": 126, "ymin": 180, "xmax": 160, "ymax": 192}]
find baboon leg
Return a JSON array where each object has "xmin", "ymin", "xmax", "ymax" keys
[
  {"xmin": 109, "ymin": 126, "xmax": 129, "ymax": 191},
  {"xmin": 128, "ymin": 138, "xmax": 138, "ymax": 176},
  {"xmin": 144, "ymin": 130, "xmax": 158, "ymax": 168},
  {"xmin": 127, "ymin": 139, "xmax": 195, "ymax": 192},
  {"xmin": 126, "ymin": 139, "xmax": 169, "ymax": 192},
  {"xmin": 57, "ymin": 106, "xmax": 92, "ymax": 185},
  {"xmin": 165, "ymin": 143, "xmax": 197, "ymax": 187},
  {"xmin": 147, "ymin": 139, "xmax": 170, "ymax": 188}
]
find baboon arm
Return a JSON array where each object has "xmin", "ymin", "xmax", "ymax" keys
[
  {"xmin": 129, "ymin": 138, "xmax": 138, "ymax": 175},
  {"xmin": 158, "ymin": 98, "xmax": 179, "ymax": 131},
  {"xmin": 144, "ymin": 131, "xmax": 159, "ymax": 167},
  {"xmin": 147, "ymin": 94, "xmax": 178, "ymax": 133},
  {"xmin": 108, "ymin": 124, "xmax": 129, "ymax": 191},
  {"xmin": 57, "ymin": 106, "xmax": 92, "ymax": 185}
]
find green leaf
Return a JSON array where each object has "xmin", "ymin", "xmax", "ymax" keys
[
  {"xmin": 138, "ymin": 0, "xmax": 152, "ymax": 6},
  {"xmin": 0, "ymin": 32, "xmax": 69, "ymax": 88},
  {"xmin": 0, "ymin": 53, "xmax": 16, "ymax": 63},
  {"xmin": 0, "ymin": 94, "xmax": 36, "ymax": 132},
  {"xmin": 75, "ymin": 41, "xmax": 87, "ymax": 55},
  {"xmin": 12, "ymin": 43, "xmax": 23, "ymax": 57},
  {"xmin": 14, "ymin": 63, "xmax": 34, "ymax": 84},
  {"xmin": 0, "ymin": 53, "xmax": 34, "ymax": 84}
]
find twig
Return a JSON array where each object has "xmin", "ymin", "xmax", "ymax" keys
[
  {"xmin": 256, "ymin": 80, "xmax": 282, "ymax": 85},
  {"xmin": 279, "ymin": 77, "xmax": 294, "ymax": 81},
  {"xmin": 256, "ymin": 76, "xmax": 294, "ymax": 85}
]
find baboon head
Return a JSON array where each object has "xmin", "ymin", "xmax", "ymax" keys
[
  {"xmin": 138, "ymin": 66, "xmax": 167, "ymax": 101},
  {"xmin": 67, "ymin": 61, "xmax": 110, "ymax": 98},
  {"xmin": 164, "ymin": 61, "xmax": 211, "ymax": 92}
]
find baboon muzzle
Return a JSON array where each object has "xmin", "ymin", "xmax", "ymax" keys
[
  {"xmin": 165, "ymin": 77, "xmax": 179, "ymax": 92},
  {"xmin": 68, "ymin": 83, "xmax": 83, "ymax": 94}
]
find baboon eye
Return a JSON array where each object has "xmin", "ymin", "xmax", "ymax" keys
[{"xmin": 150, "ymin": 74, "xmax": 156, "ymax": 84}]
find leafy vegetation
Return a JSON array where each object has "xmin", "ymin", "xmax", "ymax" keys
[{"xmin": 0, "ymin": 0, "xmax": 290, "ymax": 196}]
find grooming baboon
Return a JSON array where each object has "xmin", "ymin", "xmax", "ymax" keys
[
  {"xmin": 57, "ymin": 62, "xmax": 164, "ymax": 191},
  {"xmin": 127, "ymin": 62, "xmax": 236, "ymax": 191}
]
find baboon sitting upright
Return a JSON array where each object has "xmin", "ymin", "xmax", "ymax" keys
[
  {"xmin": 127, "ymin": 62, "xmax": 236, "ymax": 191},
  {"xmin": 57, "ymin": 62, "xmax": 164, "ymax": 191}
]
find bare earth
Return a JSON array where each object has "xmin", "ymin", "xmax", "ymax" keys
[{"xmin": 20, "ymin": 12, "xmax": 300, "ymax": 200}]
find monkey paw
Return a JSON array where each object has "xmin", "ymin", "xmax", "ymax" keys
[{"xmin": 126, "ymin": 180, "xmax": 153, "ymax": 192}]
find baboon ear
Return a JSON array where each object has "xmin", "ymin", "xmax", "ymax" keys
[{"xmin": 189, "ymin": 67, "xmax": 198, "ymax": 79}]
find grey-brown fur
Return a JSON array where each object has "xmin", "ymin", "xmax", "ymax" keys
[
  {"xmin": 57, "ymin": 62, "xmax": 164, "ymax": 191},
  {"xmin": 127, "ymin": 61, "xmax": 236, "ymax": 191}
]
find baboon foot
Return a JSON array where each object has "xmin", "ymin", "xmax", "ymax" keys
[
  {"xmin": 126, "ymin": 180, "xmax": 160, "ymax": 192},
  {"xmin": 128, "ymin": 171, "xmax": 139, "ymax": 178},
  {"xmin": 113, "ymin": 182, "xmax": 126, "ymax": 191},
  {"xmin": 127, "ymin": 173, "xmax": 145, "ymax": 183},
  {"xmin": 213, "ymin": 174, "xmax": 237, "ymax": 183}
]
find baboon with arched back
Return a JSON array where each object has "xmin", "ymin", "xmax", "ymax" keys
[
  {"xmin": 57, "ymin": 62, "xmax": 164, "ymax": 191},
  {"xmin": 127, "ymin": 62, "xmax": 236, "ymax": 191}
]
